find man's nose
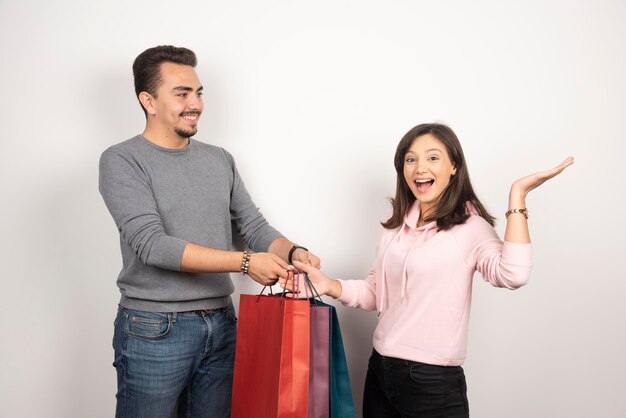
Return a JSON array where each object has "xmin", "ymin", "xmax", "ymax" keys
[{"xmin": 188, "ymin": 94, "xmax": 203, "ymax": 110}]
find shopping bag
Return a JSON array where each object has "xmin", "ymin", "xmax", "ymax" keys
[
  {"xmin": 303, "ymin": 275, "xmax": 356, "ymax": 418},
  {"xmin": 231, "ymin": 290, "xmax": 311, "ymax": 418},
  {"xmin": 308, "ymin": 300, "xmax": 331, "ymax": 418}
]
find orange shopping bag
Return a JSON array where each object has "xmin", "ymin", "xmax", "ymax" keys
[{"xmin": 231, "ymin": 289, "xmax": 310, "ymax": 418}]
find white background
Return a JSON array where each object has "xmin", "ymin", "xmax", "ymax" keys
[{"xmin": 1, "ymin": 1, "xmax": 625, "ymax": 417}]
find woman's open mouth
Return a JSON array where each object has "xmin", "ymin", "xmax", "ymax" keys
[{"xmin": 415, "ymin": 179, "xmax": 434, "ymax": 193}]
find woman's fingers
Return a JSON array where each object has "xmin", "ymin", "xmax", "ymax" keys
[
  {"xmin": 512, "ymin": 156, "xmax": 574, "ymax": 194},
  {"xmin": 293, "ymin": 260, "xmax": 315, "ymax": 273},
  {"xmin": 540, "ymin": 156, "xmax": 574, "ymax": 180}
]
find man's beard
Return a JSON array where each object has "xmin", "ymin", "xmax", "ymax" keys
[{"xmin": 174, "ymin": 126, "xmax": 198, "ymax": 139}]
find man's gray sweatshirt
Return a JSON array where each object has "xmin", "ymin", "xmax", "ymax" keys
[{"xmin": 99, "ymin": 135, "xmax": 282, "ymax": 312}]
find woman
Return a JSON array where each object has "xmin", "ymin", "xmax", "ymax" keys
[{"xmin": 281, "ymin": 123, "xmax": 573, "ymax": 418}]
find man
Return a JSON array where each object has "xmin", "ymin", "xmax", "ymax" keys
[{"xmin": 99, "ymin": 45, "xmax": 319, "ymax": 418}]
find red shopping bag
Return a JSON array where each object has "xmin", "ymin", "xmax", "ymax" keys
[{"xmin": 231, "ymin": 291, "xmax": 311, "ymax": 418}]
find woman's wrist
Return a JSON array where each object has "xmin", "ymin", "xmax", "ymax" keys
[
  {"xmin": 505, "ymin": 208, "xmax": 528, "ymax": 219},
  {"xmin": 326, "ymin": 279, "xmax": 342, "ymax": 299},
  {"xmin": 508, "ymin": 187, "xmax": 527, "ymax": 209}
]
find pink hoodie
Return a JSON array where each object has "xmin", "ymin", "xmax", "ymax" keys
[{"xmin": 338, "ymin": 201, "xmax": 532, "ymax": 366}]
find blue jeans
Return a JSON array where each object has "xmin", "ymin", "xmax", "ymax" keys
[
  {"xmin": 363, "ymin": 349, "xmax": 469, "ymax": 418},
  {"xmin": 112, "ymin": 304, "xmax": 237, "ymax": 418}
]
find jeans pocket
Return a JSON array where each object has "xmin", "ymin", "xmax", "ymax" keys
[
  {"xmin": 126, "ymin": 310, "xmax": 171, "ymax": 340},
  {"xmin": 226, "ymin": 303, "xmax": 238, "ymax": 323}
]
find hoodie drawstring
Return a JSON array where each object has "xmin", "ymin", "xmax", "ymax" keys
[
  {"xmin": 399, "ymin": 228, "xmax": 434, "ymax": 304},
  {"xmin": 379, "ymin": 223, "xmax": 437, "ymax": 315},
  {"xmin": 378, "ymin": 228, "xmax": 403, "ymax": 316}
]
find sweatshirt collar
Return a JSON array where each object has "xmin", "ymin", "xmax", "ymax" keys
[{"xmin": 403, "ymin": 201, "xmax": 437, "ymax": 231}]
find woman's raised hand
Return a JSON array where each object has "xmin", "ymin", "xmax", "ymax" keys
[
  {"xmin": 511, "ymin": 156, "xmax": 574, "ymax": 197},
  {"xmin": 505, "ymin": 156, "xmax": 574, "ymax": 243}
]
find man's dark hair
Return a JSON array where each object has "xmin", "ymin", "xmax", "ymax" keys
[
  {"xmin": 132, "ymin": 45, "xmax": 197, "ymax": 115},
  {"xmin": 382, "ymin": 123, "xmax": 495, "ymax": 231}
]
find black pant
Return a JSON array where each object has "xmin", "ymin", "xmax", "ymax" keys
[{"xmin": 363, "ymin": 350, "xmax": 469, "ymax": 418}]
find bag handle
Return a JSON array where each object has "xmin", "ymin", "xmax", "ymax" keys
[
  {"xmin": 299, "ymin": 271, "xmax": 323, "ymax": 304},
  {"xmin": 256, "ymin": 269, "xmax": 298, "ymax": 303},
  {"xmin": 256, "ymin": 270, "xmax": 322, "ymax": 303},
  {"xmin": 257, "ymin": 278, "xmax": 277, "ymax": 303}
]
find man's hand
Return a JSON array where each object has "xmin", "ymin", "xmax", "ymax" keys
[{"xmin": 247, "ymin": 252, "xmax": 291, "ymax": 286}]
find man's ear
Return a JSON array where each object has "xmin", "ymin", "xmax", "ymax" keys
[{"xmin": 138, "ymin": 92, "xmax": 157, "ymax": 116}]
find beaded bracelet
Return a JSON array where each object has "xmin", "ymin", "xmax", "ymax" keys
[
  {"xmin": 505, "ymin": 208, "xmax": 528, "ymax": 219},
  {"xmin": 240, "ymin": 250, "xmax": 251, "ymax": 275}
]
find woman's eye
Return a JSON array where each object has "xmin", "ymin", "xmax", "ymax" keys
[
  {"xmin": 405, "ymin": 157, "xmax": 415, "ymax": 163},
  {"xmin": 428, "ymin": 156, "xmax": 439, "ymax": 161}
]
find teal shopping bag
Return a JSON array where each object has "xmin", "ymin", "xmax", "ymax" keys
[{"xmin": 323, "ymin": 301, "xmax": 356, "ymax": 418}]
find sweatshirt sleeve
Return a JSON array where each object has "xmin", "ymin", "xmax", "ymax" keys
[
  {"xmin": 475, "ymin": 240, "xmax": 532, "ymax": 289},
  {"xmin": 462, "ymin": 216, "xmax": 532, "ymax": 289},
  {"xmin": 223, "ymin": 150, "xmax": 283, "ymax": 252},
  {"xmin": 99, "ymin": 148, "xmax": 188, "ymax": 271},
  {"xmin": 337, "ymin": 260, "xmax": 378, "ymax": 311}
]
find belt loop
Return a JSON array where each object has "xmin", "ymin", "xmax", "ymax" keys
[{"xmin": 170, "ymin": 312, "xmax": 177, "ymax": 323}]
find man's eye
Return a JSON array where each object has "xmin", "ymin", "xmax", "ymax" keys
[
  {"xmin": 198, "ymin": 92, "xmax": 204, "ymax": 97},
  {"xmin": 178, "ymin": 93, "xmax": 187, "ymax": 97}
]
